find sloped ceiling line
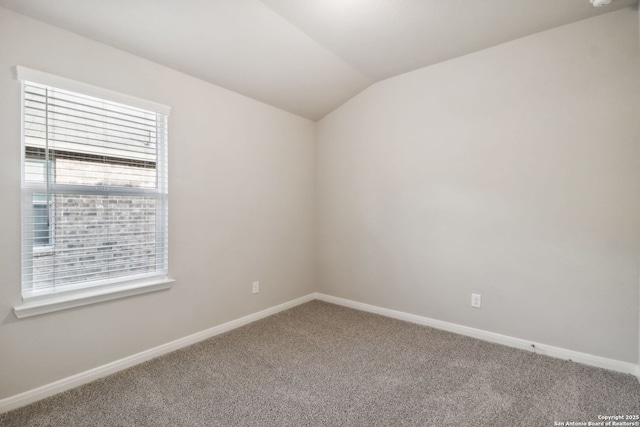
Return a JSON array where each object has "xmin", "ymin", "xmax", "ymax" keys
[{"xmin": 0, "ymin": 0, "xmax": 636, "ymax": 120}]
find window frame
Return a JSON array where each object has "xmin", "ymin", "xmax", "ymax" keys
[{"xmin": 15, "ymin": 66, "xmax": 173, "ymax": 318}]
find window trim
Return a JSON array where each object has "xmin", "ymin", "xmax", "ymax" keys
[
  {"xmin": 14, "ymin": 277, "xmax": 175, "ymax": 319},
  {"xmin": 15, "ymin": 66, "xmax": 172, "ymax": 318}
]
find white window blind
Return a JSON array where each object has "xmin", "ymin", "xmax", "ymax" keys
[{"xmin": 19, "ymin": 69, "xmax": 169, "ymax": 299}]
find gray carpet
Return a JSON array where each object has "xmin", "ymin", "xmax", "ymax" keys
[{"xmin": 1, "ymin": 300, "xmax": 639, "ymax": 426}]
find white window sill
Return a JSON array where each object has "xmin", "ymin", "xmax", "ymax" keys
[{"xmin": 14, "ymin": 278, "xmax": 174, "ymax": 319}]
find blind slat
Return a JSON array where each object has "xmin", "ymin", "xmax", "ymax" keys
[
  {"xmin": 24, "ymin": 92, "xmax": 159, "ymax": 125},
  {"xmin": 25, "ymin": 119, "xmax": 159, "ymax": 146},
  {"xmin": 25, "ymin": 102, "xmax": 159, "ymax": 134},
  {"xmin": 25, "ymin": 257, "xmax": 167, "ymax": 277}
]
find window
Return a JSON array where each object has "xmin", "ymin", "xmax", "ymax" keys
[
  {"xmin": 32, "ymin": 200, "xmax": 52, "ymax": 247},
  {"xmin": 18, "ymin": 67, "xmax": 171, "ymax": 307},
  {"xmin": 26, "ymin": 158, "xmax": 54, "ymax": 248}
]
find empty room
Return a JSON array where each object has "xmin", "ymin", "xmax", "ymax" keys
[{"xmin": 0, "ymin": 0, "xmax": 639, "ymax": 425}]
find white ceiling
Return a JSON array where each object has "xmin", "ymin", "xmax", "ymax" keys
[{"xmin": 0, "ymin": 0, "xmax": 637, "ymax": 120}]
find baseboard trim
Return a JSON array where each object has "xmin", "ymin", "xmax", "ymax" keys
[
  {"xmin": 315, "ymin": 293, "xmax": 639, "ymax": 377},
  {"xmin": 0, "ymin": 293, "xmax": 315, "ymax": 414},
  {"xmin": 2, "ymin": 292, "xmax": 637, "ymax": 413}
]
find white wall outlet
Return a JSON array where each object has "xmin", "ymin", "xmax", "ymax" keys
[
  {"xmin": 252, "ymin": 281, "xmax": 260, "ymax": 294},
  {"xmin": 471, "ymin": 293, "xmax": 481, "ymax": 308}
]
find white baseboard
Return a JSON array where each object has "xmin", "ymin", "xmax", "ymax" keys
[
  {"xmin": 2, "ymin": 291, "xmax": 638, "ymax": 414},
  {"xmin": 0, "ymin": 293, "xmax": 315, "ymax": 414},
  {"xmin": 315, "ymin": 293, "xmax": 640, "ymax": 377}
]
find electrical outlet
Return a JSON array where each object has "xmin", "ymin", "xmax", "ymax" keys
[
  {"xmin": 471, "ymin": 293, "xmax": 481, "ymax": 308},
  {"xmin": 252, "ymin": 281, "xmax": 260, "ymax": 294}
]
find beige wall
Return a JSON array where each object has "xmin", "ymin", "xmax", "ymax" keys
[
  {"xmin": 316, "ymin": 9, "xmax": 640, "ymax": 363},
  {"xmin": 0, "ymin": 7, "xmax": 315, "ymax": 399}
]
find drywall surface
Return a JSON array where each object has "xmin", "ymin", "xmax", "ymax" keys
[
  {"xmin": 0, "ymin": 7, "xmax": 315, "ymax": 399},
  {"xmin": 316, "ymin": 8, "xmax": 640, "ymax": 363}
]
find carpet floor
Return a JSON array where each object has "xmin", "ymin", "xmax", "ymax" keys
[{"xmin": 1, "ymin": 300, "xmax": 639, "ymax": 426}]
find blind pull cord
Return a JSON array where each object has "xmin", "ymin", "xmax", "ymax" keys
[{"xmin": 45, "ymin": 87, "xmax": 50, "ymax": 228}]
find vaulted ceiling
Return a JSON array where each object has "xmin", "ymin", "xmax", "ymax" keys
[{"xmin": 0, "ymin": 0, "xmax": 636, "ymax": 120}]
